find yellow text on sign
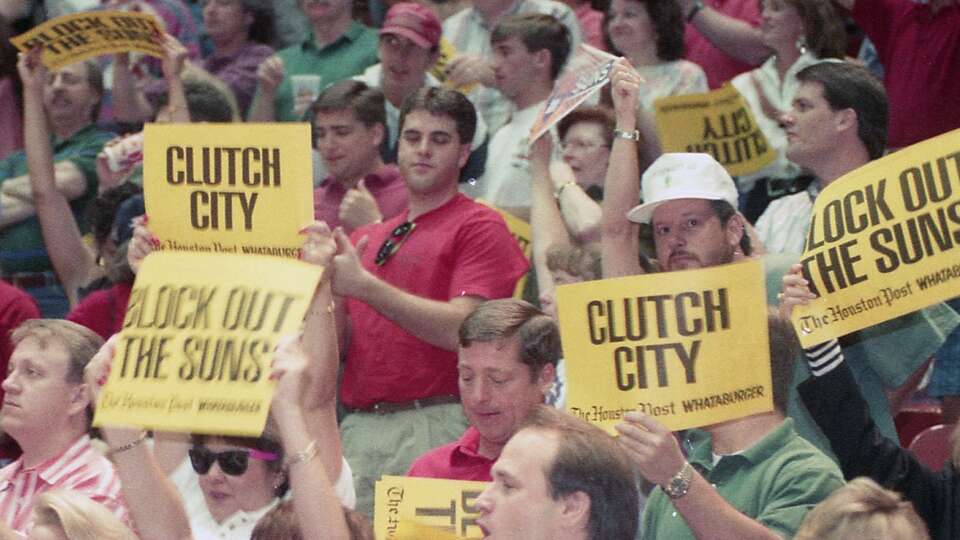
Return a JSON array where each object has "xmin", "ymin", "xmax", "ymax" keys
[
  {"xmin": 374, "ymin": 476, "xmax": 487, "ymax": 540},
  {"xmin": 143, "ymin": 122, "xmax": 314, "ymax": 258},
  {"xmin": 791, "ymin": 128, "xmax": 960, "ymax": 347},
  {"xmin": 93, "ymin": 251, "xmax": 322, "ymax": 436},
  {"xmin": 556, "ymin": 258, "xmax": 772, "ymax": 434},
  {"xmin": 653, "ymin": 84, "xmax": 775, "ymax": 177},
  {"xmin": 11, "ymin": 11, "xmax": 163, "ymax": 69}
]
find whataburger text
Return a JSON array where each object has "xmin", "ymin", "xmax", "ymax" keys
[
  {"xmin": 557, "ymin": 258, "xmax": 773, "ymax": 434},
  {"xmin": 792, "ymin": 128, "xmax": 960, "ymax": 347}
]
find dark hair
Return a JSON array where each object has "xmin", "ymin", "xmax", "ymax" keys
[
  {"xmin": 708, "ymin": 199, "xmax": 752, "ymax": 256},
  {"xmin": 557, "ymin": 105, "xmax": 616, "ymax": 148},
  {"xmin": 522, "ymin": 405, "xmax": 639, "ymax": 540},
  {"xmin": 491, "ymin": 13, "xmax": 571, "ymax": 79},
  {"xmin": 309, "ymin": 80, "xmax": 386, "ymax": 146},
  {"xmin": 767, "ymin": 308, "xmax": 799, "ymax": 413},
  {"xmin": 156, "ymin": 70, "xmax": 239, "ymax": 122},
  {"xmin": 605, "ymin": 0, "xmax": 686, "ymax": 61},
  {"xmin": 783, "ymin": 0, "xmax": 845, "ymax": 59},
  {"xmin": 191, "ymin": 428, "xmax": 287, "ymax": 496},
  {"xmin": 238, "ymin": 0, "xmax": 276, "ymax": 45},
  {"xmin": 399, "ymin": 86, "xmax": 477, "ymax": 145},
  {"xmin": 85, "ymin": 183, "xmax": 143, "ymax": 248},
  {"xmin": 796, "ymin": 62, "xmax": 888, "ymax": 160},
  {"xmin": 459, "ymin": 299, "xmax": 561, "ymax": 381},
  {"xmin": 251, "ymin": 500, "xmax": 301, "ymax": 540}
]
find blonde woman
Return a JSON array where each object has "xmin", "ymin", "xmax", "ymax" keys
[
  {"xmin": 30, "ymin": 490, "xmax": 137, "ymax": 540},
  {"xmin": 795, "ymin": 478, "xmax": 930, "ymax": 540}
]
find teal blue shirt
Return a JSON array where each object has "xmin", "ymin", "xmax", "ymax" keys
[
  {"xmin": 0, "ymin": 124, "xmax": 114, "ymax": 273},
  {"xmin": 265, "ymin": 22, "xmax": 379, "ymax": 122}
]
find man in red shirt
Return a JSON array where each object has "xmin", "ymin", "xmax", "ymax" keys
[
  {"xmin": 407, "ymin": 299, "xmax": 559, "ymax": 481},
  {"xmin": 0, "ymin": 320, "xmax": 128, "ymax": 536},
  {"xmin": 327, "ymin": 86, "xmax": 529, "ymax": 516}
]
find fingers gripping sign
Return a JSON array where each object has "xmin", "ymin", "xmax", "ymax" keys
[{"xmin": 614, "ymin": 411, "xmax": 687, "ymax": 487}]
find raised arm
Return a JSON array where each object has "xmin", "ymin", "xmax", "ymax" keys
[
  {"xmin": 247, "ymin": 55, "xmax": 284, "ymax": 122},
  {"xmin": 601, "ymin": 60, "xmax": 644, "ymax": 277},
  {"xmin": 19, "ymin": 47, "xmax": 95, "ymax": 305},
  {"xmin": 110, "ymin": 52, "xmax": 155, "ymax": 123},
  {"xmin": 529, "ymin": 134, "xmax": 574, "ymax": 297},
  {"xmin": 678, "ymin": 0, "xmax": 769, "ymax": 67},
  {"xmin": 86, "ymin": 336, "xmax": 193, "ymax": 540}
]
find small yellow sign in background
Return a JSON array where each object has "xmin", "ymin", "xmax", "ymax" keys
[{"xmin": 374, "ymin": 476, "xmax": 487, "ymax": 540}]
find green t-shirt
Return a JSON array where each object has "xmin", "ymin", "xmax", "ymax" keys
[
  {"xmin": 642, "ymin": 419, "xmax": 843, "ymax": 540},
  {"xmin": 0, "ymin": 124, "xmax": 114, "ymax": 273},
  {"xmin": 265, "ymin": 22, "xmax": 379, "ymax": 122}
]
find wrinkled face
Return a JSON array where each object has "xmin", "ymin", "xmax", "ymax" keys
[
  {"xmin": 194, "ymin": 439, "xmax": 280, "ymax": 524},
  {"xmin": 651, "ymin": 199, "xmax": 739, "ymax": 271},
  {"xmin": 1, "ymin": 338, "xmax": 82, "ymax": 442},
  {"xmin": 298, "ymin": 0, "xmax": 351, "ymax": 22},
  {"xmin": 398, "ymin": 110, "xmax": 470, "ymax": 196},
  {"xmin": 607, "ymin": 0, "xmax": 655, "ymax": 58},
  {"xmin": 539, "ymin": 269, "xmax": 580, "ymax": 319},
  {"xmin": 783, "ymin": 81, "xmax": 839, "ymax": 170},
  {"xmin": 760, "ymin": 0, "xmax": 805, "ymax": 51},
  {"xmin": 476, "ymin": 429, "xmax": 564, "ymax": 540},
  {"xmin": 378, "ymin": 34, "xmax": 435, "ymax": 90},
  {"xmin": 458, "ymin": 338, "xmax": 553, "ymax": 454},
  {"xmin": 562, "ymin": 122, "xmax": 610, "ymax": 191},
  {"xmin": 314, "ymin": 108, "xmax": 383, "ymax": 182},
  {"xmin": 42, "ymin": 62, "xmax": 100, "ymax": 126},
  {"xmin": 203, "ymin": 0, "xmax": 251, "ymax": 43},
  {"xmin": 491, "ymin": 37, "xmax": 540, "ymax": 101}
]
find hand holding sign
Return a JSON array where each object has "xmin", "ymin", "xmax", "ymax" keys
[
  {"xmin": 15, "ymin": 46, "xmax": 46, "ymax": 95},
  {"xmin": 159, "ymin": 32, "xmax": 189, "ymax": 81},
  {"xmin": 610, "ymin": 59, "xmax": 641, "ymax": 131},
  {"xmin": 127, "ymin": 216, "xmax": 158, "ymax": 274},
  {"xmin": 615, "ymin": 411, "xmax": 686, "ymax": 487},
  {"xmin": 268, "ymin": 335, "xmax": 311, "ymax": 417},
  {"xmin": 778, "ymin": 263, "xmax": 817, "ymax": 319}
]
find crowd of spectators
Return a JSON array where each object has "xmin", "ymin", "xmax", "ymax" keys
[{"xmin": 0, "ymin": 0, "xmax": 959, "ymax": 538}]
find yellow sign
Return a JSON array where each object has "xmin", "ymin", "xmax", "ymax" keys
[
  {"xmin": 430, "ymin": 38, "xmax": 477, "ymax": 95},
  {"xmin": 10, "ymin": 11, "xmax": 163, "ymax": 70},
  {"xmin": 143, "ymin": 123, "xmax": 313, "ymax": 258},
  {"xmin": 374, "ymin": 476, "xmax": 487, "ymax": 540},
  {"xmin": 93, "ymin": 251, "xmax": 323, "ymax": 436},
  {"xmin": 482, "ymin": 203, "xmax": 532, "ymax": 298},
  {"xmin": 653, "ymin": 84, "xmax": 775, "ymax": 177},
  {"xmin": 791, "ymin": 128, "xmax": 960, "ymax": 347},
  {"xmin": 556, "ymin": 258, "xmax": 772, "ymax": 434}
]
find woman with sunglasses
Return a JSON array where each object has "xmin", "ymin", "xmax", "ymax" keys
[{"xmin": 91, "ymin": 223, "xmax": 357, "ymax": 539}]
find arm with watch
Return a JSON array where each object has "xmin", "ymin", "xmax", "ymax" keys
[
  {"xmin": 680, "ymin": 0, "xmax": 770, "ymax": 67},
  {"xmin": 615, "ymin": 412, "xmax": 783, "ymax": 540}
]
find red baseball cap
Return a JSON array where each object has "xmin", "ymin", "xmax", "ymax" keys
[{"xmin": 380, "ymin": 2, "xmax": 442, "ymax": 49}]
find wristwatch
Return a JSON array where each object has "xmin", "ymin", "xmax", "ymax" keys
[
  {"xmin": 663, "ymin": 461, "xmax": 693, "ymax": 499},
  {"xmin": 613, "ymin": 128, "xmax": 640, "ymax": 141},
  {"xmin": 687, "ymin": 0, "xmax": 705, "ymax": 22}
]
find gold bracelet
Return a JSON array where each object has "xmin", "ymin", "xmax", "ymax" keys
[
  {"xmin": 107, "ymin": 431, "xmax": 147, "ymax": 458},
  {"xmin": 554, "ymin": 181, "xmax": 577, "ymax": 201},
  {"xmin": 284, "ymin": 439, "xmax": 318, "ymax": 468}
]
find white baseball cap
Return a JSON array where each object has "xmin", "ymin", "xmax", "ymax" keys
[{"xmin": 626, "ymin": 153, "xmax": 739, "ymax": 224}]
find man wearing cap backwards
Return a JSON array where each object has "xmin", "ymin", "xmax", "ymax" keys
[{"xmin": 599, "ymin": 60, "xmax": 957, "ymax": 538}]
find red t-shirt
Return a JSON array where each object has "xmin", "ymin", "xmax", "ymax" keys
[
  {"xmin": 66, "ymin": 282, "xmax": 133, "ymax": 341},
  {"xmin": 852, "ymin": 0, "xmax": 960, "ymax": 148},
  {"xmin": 341, "ymin": 194, "xmax": 529, "ymax": 408},
  {"xmin": 685, "ymin": 0, "xmax": 763, "ymax": 89},
  {"xmin": 313, "ymin": 165, "xmax": 409, "ymax": 231},
  {"xmin": 0, "ymin": 281, "xmax": 39, "ymax": 462},
  {"xmin": 407, "ymin": 427, "xmax": 494, "ymax": 482}
]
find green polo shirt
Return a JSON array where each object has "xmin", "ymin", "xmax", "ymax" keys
[
  {"xmin": 267, "ymin": 21, "xmax": 379, "ymax": 122},
  {"xmin": 642, "ymin": 419, "xmax": 842, "ymax": 540},
  {"xmin": 0, "ymin": 124, "xmax": 114, "ymax": 273}
]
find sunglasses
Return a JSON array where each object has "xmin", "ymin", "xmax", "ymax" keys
[
  {"xmin": 375, "ymin": 221, "xmax": 417, "ymax": 266},
  {"xmin": 188, "ymin": 447, "xmax": 279, "ymax": 476}
]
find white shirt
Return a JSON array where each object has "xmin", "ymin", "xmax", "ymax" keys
[
  {"xmin": 464, "ymin": 100, "xmax": 556, "ymax": 210},
  {"xmin": 442, "ymin": 0, "xmax": 583, "ymax": 134},
  {"xmin": 635, "ymin": 60, "xmax": 708, "ymax": 112},
  {"xmin": 754, "ymin": 184, "xmax": 819, "ymax": 255},
  {"xmin": 730, "ymin": 52, "xmax": 821, "ymax": 191},
  {"xmin": 169, "ymin": 455, "xmax": 356, "ymax": 539}
]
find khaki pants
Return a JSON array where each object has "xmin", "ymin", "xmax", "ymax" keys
[{"xmin": 340, "ymin": 402, "xmax": 468, "ymax": 518}]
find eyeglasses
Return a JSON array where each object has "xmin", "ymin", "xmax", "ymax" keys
[
  {"xmin": 188, "ymin": 447, "xmax": 279, "ymax": 476},
  {"xmin": 375, "ymin": 221, "xmax": 416, "ymax": 266}
]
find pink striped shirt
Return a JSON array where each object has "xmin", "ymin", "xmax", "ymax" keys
[{"xmin": 0, "ymin": 435, "xmax": 128, "ymax": 533}]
